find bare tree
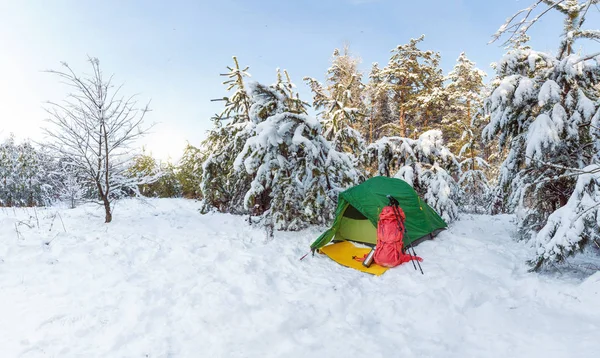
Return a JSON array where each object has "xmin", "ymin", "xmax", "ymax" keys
[{"xmin": 43, "ymin": 57, "xmax": 152, "ymax": 223}]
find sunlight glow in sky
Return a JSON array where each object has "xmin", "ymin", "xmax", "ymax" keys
[{"xmin": 0, "ymin": 0, "xmax": 593, "ymax": 161}]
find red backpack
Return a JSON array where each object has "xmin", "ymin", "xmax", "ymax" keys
[{"xmin": 372, "ymin": 205, "xmax": 422, "ymax": 268}]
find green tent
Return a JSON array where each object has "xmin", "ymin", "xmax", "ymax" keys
[{"xmin": 310, "ymin": 176, "xmax": 447, "ymax": 251}]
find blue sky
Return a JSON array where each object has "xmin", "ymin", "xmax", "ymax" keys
[{"xmin": 0, "ymin": 0, "xmax": 593, "ymax": 160}]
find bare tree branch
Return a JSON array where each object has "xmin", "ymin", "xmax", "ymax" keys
[
  {"xmin": 43, "ymin": 57, "xmax": 153, "ymax": 223},
  {"xmin": 490, "ymin": 0, "xmax": 599, "ymax": 59}
]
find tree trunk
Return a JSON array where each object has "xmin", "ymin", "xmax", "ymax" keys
[
  {"xmin": 102, "ymin": 195, "xmax": 112, "ymax": 223},
  {"xmin": 95, "ymin": 180, "xmax": 112, "ymax": 223},
  {"xmin": 559, "ymin": 193, "xmax": 568, "ymax": 208},
  {"xmin": 423, "ymin": 108, "xmax": 430, "ymax": 130},
  {"xmin": 468, "ymin": 101, "xmax": 476, "ymax": 171},
  {"xmin": 470, "ymin": 145, "xmax": 476, "ymax": 171},
  {"xmin": 399, "ymin": 110, "xmax": 406, "ymax": 137},
  {"xmin": 369, "ymin": 115, "xmax": 373, "ymax": 143}
]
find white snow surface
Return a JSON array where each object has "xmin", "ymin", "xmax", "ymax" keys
[{"xmin": 1, "ymin": 199, "xmax": 599, "ymax": 358}]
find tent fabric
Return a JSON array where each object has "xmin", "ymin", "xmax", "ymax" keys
[
  {"xmin": 337, "ymin": 217, "xmax": 377, "ymax": 245},
  {"xmin": 311, "ymin": 176, "xmax": 447, "ymax": 251}
]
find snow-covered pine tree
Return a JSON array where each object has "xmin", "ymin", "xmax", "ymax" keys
[
  {"xmin": 365, "ymin": 63, "xmax": 393, "ymax": 143},
  {"xmin": 458, "ymin": 113, "xmax": 491, "ymax": 214},
  {"xmin": 365, "ymin": 130, "xmax": 461, "ymax": 222},
  {"xmin": 0, "ymin": 136, "xmax": 55, "ymax": 207},
  {"xmin": 379, "ymin": 36, "xmax": 445, "ymax": 138},
  {"xmin": 485, "ymin": 0, "xmax": 600, "ymax": 267},
  {"xmin": 443, "ymin": 53, "xmax": 491, "ymax": 214},
  {"xmin": 143, "ymin": 160, "xmax": 182, "ymax": 199},
  {"xmin": 127, "ymin": 151, "xmax": 180, "ymax": 198},
  {"xmin": 304, "ymin": 46, "xmax": 366, "ymax": 161},
  {"xmin": 177, "ymin": 144, "xmax": 203, "ymax": 199},
  {"xmin": 200, "ymin": 56, "xmax": 254, "ymax": 214},
  {"xmin": 326, "ymin": 47, "xmax": 364, "ymax": 103},
  {"xmin": 443, "ymin": 52, "xmax": 487, "ymax": 153},
  {"xmin": 274, "ymin": 68, "xmax": 309, "ymax": 114},
  {"xmin": 15, "ymin": 140, "xmax": 54, "ymax": 207},
  {"xmin": 234, "ymin": 76, "xmax": 360, "ymax": 231},
  {"xmin": 127, "ymin": 150, "xmax": 160, "ymax": 197},
  {"xmin": 0, "ymin": 135, "xmax": 19, "ymax": 207}
]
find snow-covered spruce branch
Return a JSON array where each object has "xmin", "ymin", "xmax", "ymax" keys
[
  {"xmin": 575, "ymin": 51, "xmax": 600, "ymax": 63},
  {"xmin": 530, "ymin": 164, "xmax": 600, "ymax": 269},
  {"xmin": 525, "ymin": 156, "xmax": 600, "ymax": 175},
  {"xmin": 365, "ymin": 131, "xmax": 462, "ymax": 221},
  {"xmin": 517, "ymin": 158, "xmax": 600, "ymax": 208}
]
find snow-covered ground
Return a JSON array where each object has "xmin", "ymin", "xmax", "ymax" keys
[{"xmin": 0, "ymin": 199, "xmax": 598, "ymax": 358}]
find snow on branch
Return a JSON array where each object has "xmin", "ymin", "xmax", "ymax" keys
[
  {"xmin": 232, "ymin": 80, "xmax": 359, "ymax": 230},
  {"xmin": 489, "ymin": 0, "xmax": 554, "ymax": 46},
  {"xmin": 366, "ymin": 130, "xmax": 461, "ymax": 222},
  {"xmin": 42, "ymin": 57, "xmax": 153, "ymax": 223},
  {"xmin": 531, "ymin": 164, "xmax": 600, "ymax": 269},
  {"xmin": 490, "ymin": 0, "xmax": 599, "ymax": 60}
]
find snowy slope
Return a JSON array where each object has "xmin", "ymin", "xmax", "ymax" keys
[{"xmin": 0, "ymin": 199, "xmax": 598, "ymax": 358}]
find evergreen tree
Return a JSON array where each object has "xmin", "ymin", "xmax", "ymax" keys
[
  {"xmin": 177, "ymin": 143, "xmax": 203, "ymax": 199},
  {"xmin": 200, "ymin": 57, "xmax": 254, "ymax": 214},
  {"xmin": 127, "ymin": 151, "xmax": 180, "ymax": 198},
  {"xmin": 365, "ymin": 63, "xmax": 393, "ymax": 143},
  {"xmin": 485, "ymin": 0, "xmax": 600, "ymax": 268},
  {"xmin": 0, "ymin": 135, "xmax": 56, "ymax": 207},
  {"xmin": 154, "ymin": 162, "xmax": 182, "ymax": 198},
  {"xmin": 443, "ymin": 52, "xmax": 487, "ymax": 153},
  {"xmin": 0, "ymin": 135, "xmax": 19, "ymax": 206},
  {"xmin": 304, "ymin": 46, "xmax": 366, "ymax": 158},
  {"xmin": 127, "ymin": 150, "xmax": 160, "ymax": 197},
  {"xmin": 274, "ymin": 68, "xmax": 309, "ymax": 114},
  {"xmin": 458, "ymin": 114, "xmax": 491, "ymax": 214},
  {"xmin": 445, "ymin": 54, "xmax": 492, "ymax": 215},
  {"xmin": 234, "ymin": 78, "xmax": 360, "ymax": 231},
  {"xmin": 16, "ymin": 141, "xmax": 52, "ymax": 206},
  {"xmin": 379, "ymin": 36, "xmax": 445, "ymax": 138}
]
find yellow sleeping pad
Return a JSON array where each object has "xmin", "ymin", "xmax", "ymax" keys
[{"xmin": 318, "ymin": 241, "xmax": 389, "ymax": 276}]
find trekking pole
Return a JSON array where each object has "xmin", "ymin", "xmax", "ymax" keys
[
  {"xmin": 299, "ymin": 251, "xmax": 310, "ymax": 261},
  {"xmin": 387, "ymin": 195, "xmax": 422, "ymax": 274},
  {"xmin": 408, "ymin": 243, "xmax": 423, "ymax": 275},
  {"xmin": 392, "ymin": 204, "xmax": 417, "ymax": 272},
  {"xmin": 406, "ymin": 242, "xmax": 418, "ymax": 271},
  {"xmin": 399, "ymin": 207, "xmax": 419, "ymax": 272}
]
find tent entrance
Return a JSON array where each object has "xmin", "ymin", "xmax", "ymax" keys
[{"xmin": 334, "ymin": 205, "xmax": 377, "ymax": 246}]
